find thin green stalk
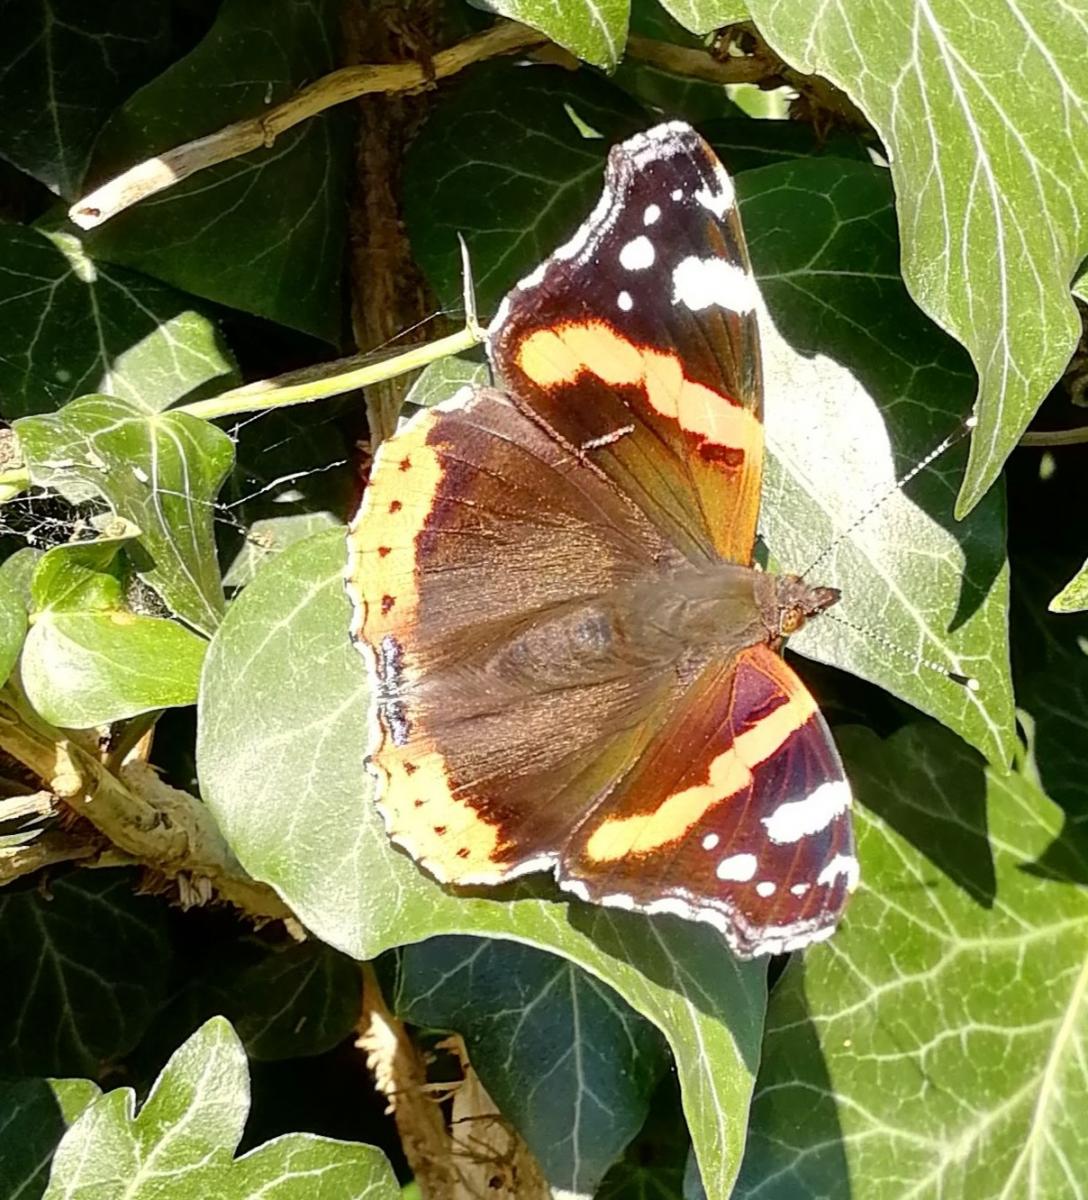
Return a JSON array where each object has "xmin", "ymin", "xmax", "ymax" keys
[{"xmin": 176, "ymin": 323, "xmax": 485, "ymax": 422}]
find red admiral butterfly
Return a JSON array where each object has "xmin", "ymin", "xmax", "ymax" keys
[{"xmin": 346, "ymin": 121, "xmax": 857, "ymax": 957}]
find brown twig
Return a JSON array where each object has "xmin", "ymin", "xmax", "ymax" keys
[
  {"xmin": 69, "ymin": 21, "xmax": 547, "ymax": 230},
  {"xmin": 69, "ymin": 20, "xmax": 803, "ymax": 233},
  {"xmin": 0, "ymin": 694, "xmax": 289, "ymax": 920}
]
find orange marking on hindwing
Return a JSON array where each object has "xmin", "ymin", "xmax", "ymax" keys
[{"xmin": 583, "ymin": 653, "xmax": 817, "ymax": 863}]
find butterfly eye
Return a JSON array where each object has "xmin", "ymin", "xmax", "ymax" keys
[{"xmin": 781, "ymin": 607, "xmax": 806, "ymax": 635}]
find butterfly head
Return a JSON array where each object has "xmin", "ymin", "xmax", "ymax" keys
[{"xmin": 766, "ymin": 575, "xmax": 841, "ymax": 639}]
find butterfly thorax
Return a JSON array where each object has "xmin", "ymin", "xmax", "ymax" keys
[{"xmin": 489, "ymin": 565, "xmax": 839, "ymax": 694}]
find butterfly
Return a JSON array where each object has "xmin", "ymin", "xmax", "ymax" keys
[{"xmin": 345, "ymin": 121, "xmax": 857, "ymax": 958}]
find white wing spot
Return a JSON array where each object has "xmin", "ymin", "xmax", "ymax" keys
[
  {"xmin": 762, "ymin": 780, "xmax": 852, "ymax": 844},
  {"xmin": 617, "ymin": 290, "xmax": 633, "ymax": 312},
  {"xmin": 756, "ymin": 881, "xmax": 776, "ymax": 898},
  {"xmin": 817, "ymin": 854, "xmax": 860, "ymax": 891},
  {"xmin": 694, "ymin": 167, "xmax": 735, "ymax": 218},
  {"xmin": 643, "ymin": 203, "xmax": 661, "ymax": 225},
  {"xmin": 670, "ymin": 188, "xmax": 683, "ymax": 201},
  {"xmin": 790, "ymin": 882, "xmax": 810, "ymax": 897},
  {"xmin": 716, "ymin": 853, "xmax": 757, "ymax": 882},
  {"xmin": 701, "ymin": 832, "xmax": 720, "ymax": 851},
  {"xmin": 619, "ymin": 236, "xmax": 655, "ymax": 271},
  {"xmin": 672, "ymin": 256, "xmax": 758, "ymax": 313}
]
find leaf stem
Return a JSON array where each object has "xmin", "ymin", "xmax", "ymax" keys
[
  {"xmin": 176, "ymin": 322, "xmax": 485, "ymax": 422},
  {"xmin": 1018, "ymin": 426, "xmax": 1088, "ymax": 447}
]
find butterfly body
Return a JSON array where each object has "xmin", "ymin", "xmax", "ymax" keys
[{"xmin": 347, "ymin": 122, "xmax": 857, "ymax": 957}]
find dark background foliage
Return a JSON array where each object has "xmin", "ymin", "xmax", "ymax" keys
[{"xmin": 0, "ymin": 0, "xmax": 1086, "ymax": 1197}]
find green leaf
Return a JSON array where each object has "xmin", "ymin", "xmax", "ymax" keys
[
  {"xmin": 0, "ymin": 1077, "xmax": 101, "ymax": 1200},
  {"xmin": 703, "ymin": 119, "xmax": 870, "ymax": 174},
  {"xmin": 138, "ymin": 939, "xmax": 362, "ymax": 1067},
  {"xmin": 15, "ymin": 396, "xmax": 233, "ymax": 635},
  {"xmin": 656, "ymin": 0, "xmax": 749, "ymax": 35},
  {"xmin": 1049, "ymin": 560, "xmax": 1088, "ymax": 613},
  {"xmin": 401, "ymin": 353, "xmax": 489, "ymax": 410},
  {"xmin": 29, "ymin": 519, "xmax": 136, "ymax": 614},
  {"xmin": 0, "ymin": 546, "xmax": 43, "ymax": 610},
  {"xmin": 0, "ymin": 1, "xmax": 170, "ymax": 198},
  {"xmin": 0, "ymin": 225, "xmax": 237, "ymax": 420},
  {"xmin": 482, "ymin": 0, "xmax": 631, "ymax": 68},
  {"xmin": 736, "ymin": 721, "xmax": 1088, "ymax": 1198},
  {"xmin": 197, "ymin": 530, "xmax": 766, "ymax": 1200},
  {"xmin": 612, "ymin": 1, "xmax": 741, "ymax": 124},
  {"xmin": 746, "ymin": 1, "xmax": 1088, "ymax": 516},
  {"xmin": 403, "ymin": 63, "xmax": 647, "ymax": 314},
  {"xmin": 0, "ymin": 571, "xmax": 28, "ymax": 685},
  {"xmin": 87, "ymin": 0, "xmax": 351, "ymax": 342},
  {"xmin": 222, "ymin": 513, "xmax": 341, "ymax": 589},
  {"xmin": 0, "ymin": 870, "xmax": 169, "ymax": 1076},
  {"xmin": 21, "ymin": 609, "xmax": 207, "ymax": 728},
  {"xmin": 740, "ymin": 159, "xmax": 1013, "ymax": 764},
  {"xmin": 44, "ymin": 1017, "xmax": 400, "ymax": 1200},
  {"xmin": 394, "ymin": 936, "xmax": 669, "ymax": 1193}
]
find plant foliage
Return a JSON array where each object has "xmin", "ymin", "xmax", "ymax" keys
[{"xmin": 0, "ymin": 1, "xmax": 1086, "ymax": 1197}]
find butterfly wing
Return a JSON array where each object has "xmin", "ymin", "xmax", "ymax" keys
[
  {"xmin": 560, "ymin": 645, "xmax": 856, "ymax": 957},
  {"xmin": 347, "ymin": 386, "xmax": 690, "ymax": 883},
  {"xmin": 489, "ymin": 121, "xmax": 763, "ymax": 565}
]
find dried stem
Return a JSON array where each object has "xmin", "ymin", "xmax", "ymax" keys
[
  {"xmin": 70, "ymin": 21, "xmax": 546, "ymax": 230},
  {"xmin": 0, "ymin": 692, "xmax": 288, "ymax": 920},
  {"xmin": 69, "ymin": 20, "xmax": 799, "ymax": 233}
]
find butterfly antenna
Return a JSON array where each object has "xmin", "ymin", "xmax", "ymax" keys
[
  {"xmin": 801, "ymin": 415, "xmax": 978, "ymax": 579},
  {"xmin": 821, "ymin": 609, "xmax": 980, "ymax": 691}
]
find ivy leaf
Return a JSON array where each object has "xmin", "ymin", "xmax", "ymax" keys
[
  {"xmin": 28, "ymin": 518, "xmax": 136, "ymax": 613},
  {"xmin": 403, "ymin": 63, "xmax": 647, "ymax": 315},
  {"xmin": 137, "ymin": 940, "xmax": 362, "ymax": 1068},
  {"xmin": 480, "ymin": 0, "xmax": 631, "ymax": 68},
  {"xmin": 402, "ymin": 354, "xmax": 489, "ymax": 411},
  {"xmin": 21, "ymin": 609, "xmax": 207, "ymax": 728},
  {"xmin": 0, "ymin": 571, "xmax": 28, "ymax": 686},
  {"xmin": 0, "ymin": 871, "xmax": 169, "ymax": 1076},
  {"xmin": 736, "ymin": 721, "xmax": 1088, "ymax": 1198},
  {"xmin": 15, "ymin": 395, "xmax": 233, "ymax": 635},
  {"xmin": 740, "ymin": 159, "xmax": 1014, "ymax": 764},
  {"xmin": 44, "ymin": 1017, "xmax": 400, "ymax": 1200},
  {"xmin": 86, "ymin": 0, "xmax": 352, "ymax": 342},
  {"xmin": 394, "ymin": 935, "xmax": 669, "ymax": 1193},
  {"xmin": 0, "ymin": 225, "xmax": 237, "ymax": 420},
  {"xmin": 1049, "ymin": 561, "xmax": 1088, "ymax": 614},
  {"xmin": 656, "ymin": 0, "xmax": 749, "ymax": 34},
  {"xmin": 613, "ymin": 1, "xmax": 741, "ymax": 124},
  {"xmin": 0, "ymin": 1077, "xmax": 101, "ymax": 1200},
  {"xmin": 197, "ymin": 531, "xmax": 767, "ymax": 1200},
  {"xmin": 747, "ymin": 0, "xmax": 1088, "ymax": 515},
  {"xmin": 0, "ymin": 0, "xmax": 170, "ymax": 198}
]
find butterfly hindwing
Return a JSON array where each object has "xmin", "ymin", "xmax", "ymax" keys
[{"xmin": 560, "ymin": 645, "xmax": 855, "ymax": 957}]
